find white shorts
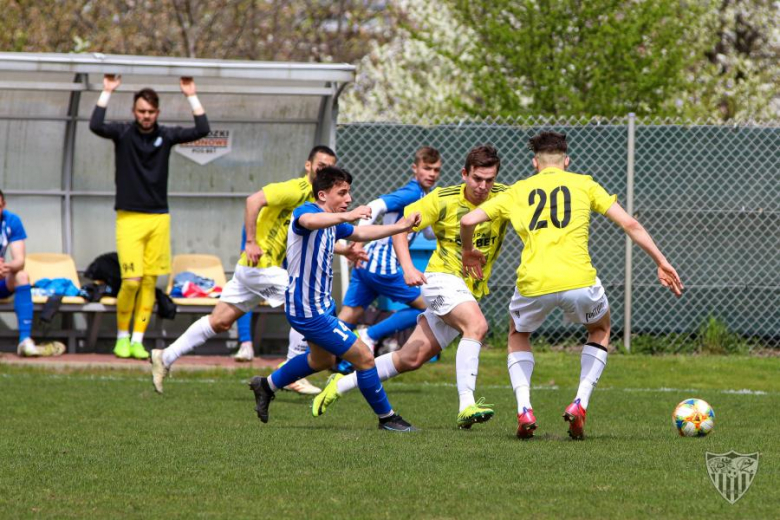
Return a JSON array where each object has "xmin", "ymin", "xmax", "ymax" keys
[
  {"xmin": 418, "ymin": 310, "xmax": 461, "ymax": 350},
  {"xmin": 418, "ymin": 272, "xmax": 476, "ymax": 349},
  {"xmin": 509, "ymin": 278, "xmax": 609, "ymax": 333},
  {"xmin": 421, "ymin": 272, "xmax": 476, "ymax": 316},
  {"xmin": 220, "ymin": 264, "xmax": 288, "ymax": 313}
]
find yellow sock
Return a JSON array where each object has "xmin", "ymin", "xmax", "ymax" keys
[
  {"xmin": 132, "ymin": 275, "xmax": 157, "ymax": 336},
  {"xmin": 116, "ymin": 278, "xmax": 141, "ymax": 332}
]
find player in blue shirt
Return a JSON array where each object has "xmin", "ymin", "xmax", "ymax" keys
[
  {"xmin": 338, "ymin": 147, "xmax": 442, "ymax": 352},
  {"xmin": 249, "ymin": 166, "xmax": 422, "ymax": 432},
  {"xmin": 0, "ymin": 191, "xmax": 51, "ymax": 356}
]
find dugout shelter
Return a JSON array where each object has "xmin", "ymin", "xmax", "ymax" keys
[{"xmin": 0, "ymin": 52, "xmax": 355, "ymax": 351}]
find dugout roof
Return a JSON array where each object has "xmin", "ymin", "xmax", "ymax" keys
[{"xmin": 0, "ymin": 52, "xmax": 355, "ymax": 268}]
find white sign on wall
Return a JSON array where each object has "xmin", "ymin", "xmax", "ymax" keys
[{"xmin": 175, "ymin": 129, "xmax": 232, "ymax": 165}]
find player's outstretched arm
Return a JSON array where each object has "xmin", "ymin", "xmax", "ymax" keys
[
  {"xmin": 460, "ymin": 209, "xmax": 489, "ymax": 280},
  {"xmin": 349, "ymin": 212, "xmax": 421, "ymax": 243},
  {"xmin": 243, "ymin": 190, "xmax": 267, "ymax": 266},
  {"xmin": 605, "ymin": 202, "xmax": 684, "ymax": 296},
  {"xmin": 298, "ymin": 205, "xmax": 372, "ymax": 231},
  {"xmin": 392, "ymin": 226, "xmax": 427, "ymax": 286},
  {"xmin": 180, "ymin": 77, "xmax": 205, "ymax": 116},
  {"xmin": 89, "ymin": 74, "xmax": 122, "ymax": 138}
]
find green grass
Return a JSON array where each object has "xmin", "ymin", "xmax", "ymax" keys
[{"xmin": 1, "ymin": 351, "xmax": 778, "ymax": 519}]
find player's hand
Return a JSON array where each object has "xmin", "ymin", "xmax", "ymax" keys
[
  {"xmin": 658, "ymin": 262, "xmax": 683, "ymax": 297},
  {"xmin": 403, "ymin": 267, "xmax": 427, "ymax": 286},
  {"xmin": 244, "ymin": 242, "xmax": 263, "ymax": 266},
  {"xmin": 180, "ymin": 77, "xmax": 197, "ymax": 96},
  {"xmin": 0, "ymin": 260, "xmax": 10, "ymax": 277},
  {"xmin": 396, "ymin": 212, "xmax": 422, "ymax": 233},
  {"xmin": 342, "ymin": 242, "xmax": 369, "ymax": 268},
  {"xmin": 103, "ymin": 74, "xmax": 121, "ymax": 92},
  {"xmin": 462, "ymin": 248, "xmax": 486, "ymax": 280},
  {"xmin": 347, "ymin": 205, "xmax": 372, "ymax": 222}
]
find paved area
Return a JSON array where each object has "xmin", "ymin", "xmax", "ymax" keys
[{"xmin": 0, "ymin": 352, "xmax": 284, "ymax": 371}]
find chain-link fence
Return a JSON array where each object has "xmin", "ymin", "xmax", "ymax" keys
[{"xmin": 336, "ymin": 115, "xmax": 780, "ymax": 351}]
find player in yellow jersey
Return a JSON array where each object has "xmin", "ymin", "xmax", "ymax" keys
[
  {"xmin": 150, "ymin": 146, "xmax": 366, "ymax": 394},
  {"xmin": 460, "ymin": 132, "xmax": 683, "ymax": 440},
  {"xmin": 312, "ymin": 145, "xmax": 511, "ymax": 429}
]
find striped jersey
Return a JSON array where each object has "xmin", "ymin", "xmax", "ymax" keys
[
  {"xmin": 404, "ymin": 183, "xmax": 510, "ymax": 299},
  {"xmin": 364, "ymin": 179, "xmax": 426, "ymax": 275},
  {"xmin": 237, "ymin": 176, "xmax": 313, "ymax": 269},
  {"xmin": 285, "ymin": 202, "xmax": 355, "ymax": 318}
]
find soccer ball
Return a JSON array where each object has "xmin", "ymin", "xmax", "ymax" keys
[{"xmin": 673, "ymin": 398, "xmax": 715, "ymax": 437}]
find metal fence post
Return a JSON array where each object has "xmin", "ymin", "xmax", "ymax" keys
[{"xmin": 623, "ymin": 113, "xmax": 636, "ymax": 351}]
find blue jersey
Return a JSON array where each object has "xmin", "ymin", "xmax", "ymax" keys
[
  {"xmin": 364, "ymin": 179, "xmax": 426, "ymax": 275},
  {"xmin": 285, "ymin": 202, "xmax": 354, "ymax": 318},
  {"xmin": 0, "ymin": 211, "xmax": 27, "ymax": 259}
]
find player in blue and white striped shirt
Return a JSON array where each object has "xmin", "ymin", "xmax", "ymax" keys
[
  {"xmin": 339, "ymin": 147, "xmax": 442, "ymax": 351},
  {"xmin": 249, "ymin": 166, "xmax": 422, "ymax": 432}
]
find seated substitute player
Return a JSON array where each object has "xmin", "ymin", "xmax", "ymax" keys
[
  {"xmin": 150, "ymin": 146, "xmax": 364, "ymax": 394},
  {"xmin": 460, "ymin": 131, "xmax": 683, "ymax": 440},
  {"xmin": 248, "ymin": 166, "xmax": 422, "ymax": 432},
  {"xmin": 0, "ymin": 190, "xmax": 63, "ymax": 357},
  {"xmin": 313, "ymin": 145, "xmax": 511, "ymax": 429},
  {"xmin": 338, "ymin": 146, "xmax": 442, "ymax": 352}
]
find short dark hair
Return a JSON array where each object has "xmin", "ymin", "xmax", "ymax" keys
[
  {"xmin": 308, "ymin": 145, "xmax": 337, "ymax": 163},
  {"xmin": 464, "ymin": 145, "xmax": 500, "ymax": 174},
  {"xmin": 312, "ymin": 166, "xmax": 352, "ymax": 198},
  {"xmin": 133, "ymin": 88, "xmax": 160, "ymax": 109},
  {"xmin": 414, "ymin": 146, "xmax": 441, "ymax": 165},
  {"xmin": 528, "ymin": 131, "xmax": 568, "ymax": 155},
  {"xmin": 0, "ymin": 189, "xmax": 5, "ymax": 203}
]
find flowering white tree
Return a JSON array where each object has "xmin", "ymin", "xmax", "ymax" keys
[
  {"xmin": 341, "ymin": 0, "xmax": 476, "ymax": 122},
  {"xmin": 671, "ymin": 0, "xmax": 779, "ymax": 120}
]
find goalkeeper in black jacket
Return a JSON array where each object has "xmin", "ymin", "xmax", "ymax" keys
[{"xmin": 90, "ymin": 74, "xmax": 210, "ymax": 359}]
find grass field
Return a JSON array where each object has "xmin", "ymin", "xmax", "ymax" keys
[{"xmin": 2, "ymin": 350, "xmax": 778, "ymax": 519}]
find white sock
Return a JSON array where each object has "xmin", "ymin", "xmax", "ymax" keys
[
  {"xmin": 131, "ymin": 332, "xmax": 144, "ymax": 344},
  {"xmin": 287, "ymin": 327, "xmax": 308, "ymax": 361},
  {"xmin": 267, "ymin": 377, "xmax": 279, "ymax": 392},
  {"xmin": 117, "ymin": 330, "xmax": 130, "ymax": 340},
  {"xmin": 507, "ymin": 351, "xmax": 535, "ymax": 413},
  {"xmin": 336, "ymin": 353, "xmax": 399, "ymax": 395},
  {"xmin": 575, "ymin": 344, "xmax": 608, "ymax": 409},
  {"xmin": 456, "ymin": 338, "xmax": 481, "ymax": 411},
  {"xmin": 162, "ymin": 316, "xmax": 216, "ymax": 367}
]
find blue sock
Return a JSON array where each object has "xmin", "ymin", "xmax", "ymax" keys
[
  {"xmin": 237, "ymin": 312, "xmax": 252, "ymax": 343},
  {"xmin": 357, "ymin": 367, "xmax": 392, "ymax": 416},
  {"xmin": 14, "ymin": 284, "xmax": 33, "ymax": 342},
  {"xmin": 270, "ymin": 352, "xmax": 315, "ymax": 389},
  {"xmin": 367, "ymin": 308, "xmax": 422, "ymax": 343}
]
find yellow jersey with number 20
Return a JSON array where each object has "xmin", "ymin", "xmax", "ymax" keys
[
  {"xmin": 238, "ymin": 176, "xmax": 313, "ymax": 269},
  {"xmin": 404, "ymin": 183, "xmax": 510, "ymax": 299},
  {"xmin": 480, "ymin": 167, "xmax": 616, "ymax": 297}
]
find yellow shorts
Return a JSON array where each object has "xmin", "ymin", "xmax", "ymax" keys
[{"xmin": 116, "ymin": 211, "xmax": 171, "ymax": 278}]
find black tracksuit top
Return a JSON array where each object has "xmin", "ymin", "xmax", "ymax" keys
[{"xmin": 89, "ymin": 105, "xmax": 211, "ymax": 213}]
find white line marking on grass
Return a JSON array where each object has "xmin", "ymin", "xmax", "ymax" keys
[{"xmin": 1, "ymin": 372, "xmax": 774, "ymax": 395}]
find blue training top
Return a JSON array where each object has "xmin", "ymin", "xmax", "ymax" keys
[{"xmin": 364, "ymin": 179, "xmax": 425, "ymax": 275}]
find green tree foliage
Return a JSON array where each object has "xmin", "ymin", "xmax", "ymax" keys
[{"xmin": 442, "ymin": 0, "xmax": 710, "ymax": 118}]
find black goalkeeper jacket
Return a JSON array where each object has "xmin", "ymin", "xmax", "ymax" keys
[{"xmin": 90, "ymin": 105, "xmax": 210, "ymax": 213}]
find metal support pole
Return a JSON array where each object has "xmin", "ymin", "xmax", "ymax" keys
[
  {"xmin": 61, "ymin": 73, "xmax": 85, "ymax": 255},
  {"xmin": 623, "ymin": 113, "xmax": 636, "ymax": 351}
]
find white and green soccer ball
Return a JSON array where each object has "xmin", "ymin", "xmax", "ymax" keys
[{"xmin": 673, "ymin": 398, "xmax": 715, "ymax": 437}]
